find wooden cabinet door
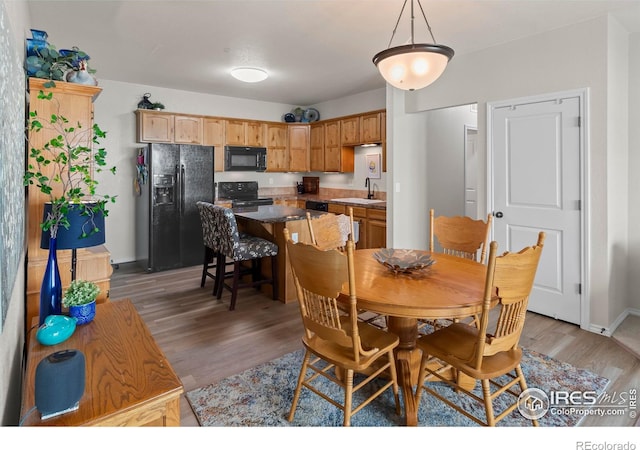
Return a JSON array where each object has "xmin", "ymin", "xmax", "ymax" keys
[
  {"xmin": 174, "ymin": 115, "xmax": 203, "ymax": 144},
  {"xmin": 203, "ymin": 118, "xmax": 225, "ymax": 172},
  {"xmin": 309, "ymin": 123, "xmax": 324, "ymax": 172},
  {"xmin": 266, "ymin": 124, "xmax": 288, "ymax": 172},
  {"xmin": 324, "ymin": 120, "xmax": 341, "ymax": 172},
  {"xmin": 136, "ymin": 110, "xmax": 174, "ymax": 143},
  {"xmin": 366, "ymin": 209, "xmax": 387, "ymax": 249},
  {"xmin": 246, "ymin": 121, "xmax": 266, "ymax": 146},
  {"xmin": 225, "ymin": 119, "xmax": 246, "ymax": 146},
  {"xmin": 360, "ymin": 112, "xmax": 381, "ymax": 144},
  {"xmin": 288, "ymin": 125, "xmax": 309, "ymax": 172},
  {"xmin": 340, "ymin": 116, "xmax": 359, "ymax": 146}
]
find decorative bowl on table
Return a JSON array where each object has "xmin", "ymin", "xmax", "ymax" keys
[{"xmin": 372, "ymin": 249, "xmax": 435, "ymax": 274}]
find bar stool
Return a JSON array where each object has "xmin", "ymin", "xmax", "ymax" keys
[{"xmin": 213, "ymin": 205, "xmax": 279, "ymax": 311}]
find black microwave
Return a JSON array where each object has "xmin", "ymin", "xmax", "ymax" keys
[{"xmin": 224, "ymin": 145, "xmax": 267, "ymax": 172}]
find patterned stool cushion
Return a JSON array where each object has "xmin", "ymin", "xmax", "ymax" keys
[{"xmin": 234, "ymin": 236, "xmax": 279, "ymax": 261}]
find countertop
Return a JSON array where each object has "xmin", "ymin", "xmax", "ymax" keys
[
  {"xmin": 233, "ymin": 204, "xmax": 325, "ymax": 223},
  {"xmin": 272, "ymin": 193, "xmax": 387, "ymax": 210}
]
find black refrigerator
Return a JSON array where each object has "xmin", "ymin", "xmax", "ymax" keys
[{"xmin": 135, "ymin": 143, "xmax": 214, "ymax": 272}]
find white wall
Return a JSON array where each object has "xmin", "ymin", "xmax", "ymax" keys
[
  {"xmin": 93, "ymin": 80, "xmax": 386, "ymax": 263},
  {"xmin": 388, "ymin": 15, "xmax": 630, "ymax": 331},
  {"xmin": 426, "ymin": 104, "xmax": 478, "ymax": 218},
  {"xmin": 606, "ymin": 16, "xmax": 630, "ymax": 325},
  {"xmin": 628, "ymin": 32, "xmax": 640, "ymax": 312}
]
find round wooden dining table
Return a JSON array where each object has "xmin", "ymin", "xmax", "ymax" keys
[{"xmin": 340, "ymin": 249, "xmax": 488, "ymax": 426}]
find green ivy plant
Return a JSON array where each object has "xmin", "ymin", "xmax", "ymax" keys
[
  {"xmin": 62, "ymin": 279, "xmax": 100, "ymax": 307},
  {"xmin": 23, "ymin": 88, "xmax": 117, "ymax": 241},
  {"xmin": 26, "ymin": 45, "xmax": 95, "ymax": 81}
]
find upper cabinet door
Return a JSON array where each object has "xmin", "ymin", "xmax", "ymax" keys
[
  {"xmin": 309, "ymin": 123, "xmax": 325, "ymax": 172},
  {"xmin": 288, "ymin": 125, "xmax": 309, "ymax": 172},
  {"xmin": 174, "ymin": 115, "xmax": 203, "ymax": 144},
  {"xmin": 340, "ymin": 116, "xmax": 359, "ymax": 146},
  {"xmin": 360, "ymin": 112, "xmax": 381, "ymax": 144},
  {"xmin": 136, "ymin": 110, "xmax": 174, "ymax": 143}
]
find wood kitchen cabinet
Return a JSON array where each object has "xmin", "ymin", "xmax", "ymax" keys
[
  {"xmin": 309, "ymin": 122, "xmax": 325, "ymax": 171},
  {"xmin": 340, "ymin": 116, "xmax": 360, "ymax": 146},
  {"xmin": 360, "ymin": 112, "xmax": 382, "ymax": 144},
  {"xmin": 266, "ymin": 123, "xmax": 288, "ymax": 171},
  {"xmin": 225, "ymin": 119, "xmax": 266, "ymax": 146},
  {"xmin": 136, "ymin": 110, "xmax": 203, "ymax": 145},
  {"xmin": 202, "ymin": 117, "xmax": 226, "ymax": 172},
  {"xmin": 324, "ymin": 120, "xmax": 354, "ymax": 172},
  {"xmin": 288, "ymin": 124, "xmax": 310, "ymax": 172},
  {"xmin": 366, "ymin": 208, "xmax": 387, "ymax": 249},
  {"xmin": 27, "ymin": 79, "xmax": 112, "ymax": 328},
  {"xmin": 174, "ymin": 115, "xmax": 203, "ymax": 144},
  {"xmin": 136, "ymin": 110, "xmax": 174, "ymax": 143}
]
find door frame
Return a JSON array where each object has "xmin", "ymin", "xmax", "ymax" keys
[
  {"xmin": 464, "ymin": 124, "xmax": 478, "ymax": 219},
  {"xmin": 486, "ymin": 88, "xmax": 590, "ymax": 329}
]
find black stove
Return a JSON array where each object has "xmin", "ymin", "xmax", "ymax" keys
[{"xmin": 217, "ymin": 181, "xmax": 274, "ymax": 207}]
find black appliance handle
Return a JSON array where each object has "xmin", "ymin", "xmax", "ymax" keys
[{"xmin": 180, "ymin": 164, "xmax": 186, "ymax": 215}]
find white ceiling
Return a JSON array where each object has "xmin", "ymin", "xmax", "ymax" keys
[{"xmin": 26, "ymin": 0, "xmax": 640, "ymax": 106}]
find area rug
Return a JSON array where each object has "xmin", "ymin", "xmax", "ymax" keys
[{"xmin": 186, "ymin": 348, "xmax": 609, "ymax": 427}]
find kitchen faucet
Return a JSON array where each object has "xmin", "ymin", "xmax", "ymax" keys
[{"xmin": 365, "ymin": 177, "xmax": 373, "ymax": 199}]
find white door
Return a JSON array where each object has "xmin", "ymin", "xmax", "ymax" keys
[{"xmin": 489, "ymin": 94, "xmax": 582, "ymax": 324}]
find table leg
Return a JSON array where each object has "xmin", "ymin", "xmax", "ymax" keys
[{"xmin": 387, "ymin": 316, "xmax": 420, "ymax": 426}]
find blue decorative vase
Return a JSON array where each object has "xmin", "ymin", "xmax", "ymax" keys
[
  {"xmin": 68, "ymin": 300, "xmax": 96, "ymax": 325},
  {"xmin": 39, "ymin": 237, "xmax": 62, "ymax": 326}
]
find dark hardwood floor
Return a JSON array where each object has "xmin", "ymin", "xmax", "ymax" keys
[{"xmin": 109, "ymin": 262, "xmax": 640, "ymax": 427}]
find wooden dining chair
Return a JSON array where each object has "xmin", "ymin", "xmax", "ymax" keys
[
  {"xmin": 283, "ymin": 228, "xmax": 401, "ymax": 426},
  {"xmin": 213, "ymin": 205, "xmax": 279, "ymax": 311},
  {"xmin": 305, "ymin": 208, "xmax": 354, "ymax": 251},
  {"xmin": 415, "ymin": 232, "xmax": 545, "ymax": 426},
  {"xmin": 306, "ymin": 208, "xmax": 386, "ymax": 328},
  {"xmin": 429, "ymin": 208, "xmax": 493, "ymax": 263},
  {"xmin": 423, "ymin": 208, "xmax": 493, "ymax": 331}
]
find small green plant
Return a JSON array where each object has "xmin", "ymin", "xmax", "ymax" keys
[
  {"xmin": 62, "ymin": 280, "xmax": 100, "ymax": 307},
  {"xmin": 150, "ymin": 102, "xmax": 165, "ymax": 110}
]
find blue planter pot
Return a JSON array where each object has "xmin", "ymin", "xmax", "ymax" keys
[
  {"xmin": 39, "ymin": 237, "xmax": 62, "ymax": 326},
  {"xmin": 68, "ymin": 300, "xmax": 96, "ymax": 325}
]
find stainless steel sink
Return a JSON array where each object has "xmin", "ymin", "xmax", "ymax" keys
[{"xmin": 330, "ymin": 198, "xmax": 385, "ymax": 205}]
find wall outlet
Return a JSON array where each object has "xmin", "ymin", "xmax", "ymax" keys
[
  {"xmin": 395, "ymin": 182, "xmax": 401, "ymax": 193},
  {"xmin": 291, "ymin": 232, "xmax": 299, "ymax": 243},
  {"xmin": 269, "ymin": 178, "xmax": 274, "ymax": 185}
]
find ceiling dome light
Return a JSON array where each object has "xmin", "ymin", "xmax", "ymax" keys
[
  {"xmin": 373, "ymin": 0, "xmax": 454, "ymax": 91},
  {"xmin": 230, "ymin": 67, "xmax": 268, "ymax": 83}
]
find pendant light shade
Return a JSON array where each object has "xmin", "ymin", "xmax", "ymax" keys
[{"xmin": 373, "ymin": 0, "xmax": 454, "ymax": 91}]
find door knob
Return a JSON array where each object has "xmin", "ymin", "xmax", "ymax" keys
[{"xmin": 494, "ymin": 211, "xmax": 504, "ymax": 218}]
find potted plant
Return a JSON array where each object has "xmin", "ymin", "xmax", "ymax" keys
[
  {"xmin": 24, "ymin": 87, "xmax": 116, "ymax": 324},
  {"xmin": 150, "ymin": 102, "xmax": 165, "ymax": 110},
  {"xmin": 62, "ymin": 280, "xmax": 100, "ymax": 325},
  {"xmin": 25, "ymin": 44, "xmax": 95, "ymax": 82}
]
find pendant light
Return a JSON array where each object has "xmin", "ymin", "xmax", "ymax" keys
[{"xmin": 373, "ymin": 0, "xmax": 454, "ymax": 91}]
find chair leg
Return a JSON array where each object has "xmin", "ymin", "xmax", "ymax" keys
[
  {"xmin": 343, "ymin": 369, "xmax": 354, "ymax": 426},
  {"xmin": 481, "ymin": 379, "xmax": 496, "ymax": 426},
  {"xmin": 271, "ymin": 255, "xmax": 278, "ymax": 300},
  {"xmin": 288, "ymin": 350, "xmax": 311, "ymax": 423},
  {"xmin": 228, "ymin": 261, "xmax": 241, "ymax": 311},
  {"xmin": 200, "ymin": 247, "xmax": 209, "ymax": 288},
  {"xmin": 215, "ymin": 254, "xmax": 226, "ymax": 299}
]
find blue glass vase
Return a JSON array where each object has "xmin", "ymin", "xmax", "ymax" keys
[{"xmin": 39, "ymin": 237, "xmax": 62, "ymax": 326}]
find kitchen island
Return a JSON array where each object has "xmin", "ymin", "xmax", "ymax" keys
[{"xmin": 233, "ymin": 205, "xmax": 324, "ymax": 303}]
